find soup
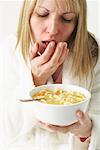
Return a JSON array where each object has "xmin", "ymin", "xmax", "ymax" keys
[{"xmin": 32, "ymin": 89, "xmax": 86, "ymax": 105}]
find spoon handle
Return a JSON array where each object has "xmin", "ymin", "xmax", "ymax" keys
[{"xmin": 19, "ymin": 99, "xmax": 38, "ymax": 102}]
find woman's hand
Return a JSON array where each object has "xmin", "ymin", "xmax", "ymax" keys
[
  {"xmin": 30, "ymin": 41, "xmax": 69, "ymax": 86},
  {"xmin": 38, "ymin": 110, "xmax": 92, "ymax": 137}
]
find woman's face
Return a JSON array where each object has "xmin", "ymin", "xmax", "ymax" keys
[{"xmin": 30, "ymin": 0, "xmax": 77, "ymax": 44}]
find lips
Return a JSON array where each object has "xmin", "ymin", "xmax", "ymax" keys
[
  {"xmin": 37, "ymin": 40, "xmax": 57, "ymax": 55},
  {"xmin": 37, "ymin": 41, "xmax": 50, "ymax": 55},
  {"xmin": 42, "ymin": 40, "xmax": 57, "ymax": 47},
  {"xmin": 42, "ymin": 41, "xmax": 51, "ymax": 47}
]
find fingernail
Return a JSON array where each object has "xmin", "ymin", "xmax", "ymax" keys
[
  {"xmin": 59, "ymin": 42, "xmax": 63, "ymax": 48},
  {"xmin": 63, "ymin": 42, "xmax": 67, "ymax": 49},
  {"xmin": 49, "ymin": 41, "xmax": 55, "ymax": 47},
  {"xmin": 76, "ymin": 111, "xmax": 83, "ymax": 118},
  {"xmin": 37, "ymin": 51, "xmax": 41, "ymax": 56}
]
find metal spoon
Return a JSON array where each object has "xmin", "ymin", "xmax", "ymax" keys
[{"xmin": 19, "ymin": 98, "xmax": 41, "ymax": 102}]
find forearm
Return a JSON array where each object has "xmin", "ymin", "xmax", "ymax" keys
[{"xmin": 72, "ymin": 135, "xmax": 90, "ymax": 150}]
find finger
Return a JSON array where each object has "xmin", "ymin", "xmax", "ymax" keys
[
  {"xmin": 65, "ymin": 121, "xmax": 80, "ymax": 131},
  {"xmin": 38, "ymin": 120, "xmax": 47, "ymax": 125},
  {"xmin": 38, "ymin": 121, "xmax": 79, "ymax": 133},
  {"xmin": 40, "ymin": 41, "xmax": 56, "ymax": 63},
  {"xmin": 82, "ymin": 112, "xmax": 92, "ymax": 126},
  {"xmin": 30, "ymin": 43, "xmax": 39, "ymax": 60},
  {"xmin": 58, "ymin": 48, "xmax": 69, "ymax": 65},
  {"xmin": 47, "ymin": 124, "xmax": 70, "ymax": 133},
  {"xmin": 38, "ymin": 120, "xmax": 52, "ymax": 127},
  {"xmin": 49, "ymin": 42, "xmax": 65, "ymax": 65},
  {"xmin": 76, "ymin": 110, "xmax": 86, "ymax": 125}
]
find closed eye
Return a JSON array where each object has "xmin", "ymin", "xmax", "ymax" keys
[
  {"xmin": 36, "ymin": 13, "xmax": 49, "ymax": 17},
  {"xmin": 62, "ymin": 17, "xmax": 73, "ymax": 23}
]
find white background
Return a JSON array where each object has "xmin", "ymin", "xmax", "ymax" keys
[{"xmin": 0, "ymin": 0, "xmax": 100, "ymax": 41}]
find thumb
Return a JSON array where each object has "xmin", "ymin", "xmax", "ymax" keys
[{"xmin": 76, "ymin": 110, "xmax": 85, "ymax": 125}]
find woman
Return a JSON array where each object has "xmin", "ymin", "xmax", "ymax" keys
[{"xmin": 0, "ymin": 0, "xmax": 100, "ymax": 149}]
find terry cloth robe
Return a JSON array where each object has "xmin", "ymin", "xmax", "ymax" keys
[{"xmin": 0, "ymin": 35, "xmax": 100, "ymax": 150}]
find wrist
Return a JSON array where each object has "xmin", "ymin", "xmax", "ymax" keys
[
  {"xmin": 79, "ymin": 129, "xmax": 92, "ymax": 142},
  {"xmin": 79, "ymin": 119, "xmax": 92, "ymax": 142}
]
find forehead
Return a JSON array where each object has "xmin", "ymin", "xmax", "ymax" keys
[{"xmin": 35, "ymin": 0, "xmax": 80, "ymax": 14}]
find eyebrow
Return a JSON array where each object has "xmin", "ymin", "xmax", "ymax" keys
[
  {"xmin": 38, "ymin": 6, "xmax": 49, "ymax": 12},
  {"xmin": 63, "ymin": 12, "xmax": 76, "ymax": 15},
  {"xmin": 38, "ymin": 6, "xmax": 75, "ymax": 15}
]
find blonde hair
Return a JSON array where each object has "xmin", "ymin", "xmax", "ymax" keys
[
  {"xmin": 16, "ymin": 0, "xmax": 98, "ymax": 81},
  {"xmin": 16, "ymin": 0, "xmax": 37, "ymax": 61}
]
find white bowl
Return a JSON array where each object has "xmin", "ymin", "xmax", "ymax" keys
[{"xmin": 30, "ymin": 84, "xmax": 91, "ymax": 126}]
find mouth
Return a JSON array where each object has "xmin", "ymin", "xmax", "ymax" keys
[
  {"xmin": 42, "ymin": 40, "xmax": 57, "ymax": 47},
  {"xmin": 37, "ymin": 40, "xmax": 57, "ymax": 56},
  {"xmin": 42, "ymin": 41, "xmax": 50, "ymax": 47}
]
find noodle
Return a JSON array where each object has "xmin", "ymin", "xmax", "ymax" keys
[{"xmin": 32, "ymin": 89, "xmax": 86, "ymax": 105}]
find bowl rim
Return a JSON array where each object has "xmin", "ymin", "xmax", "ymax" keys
[{"xmin": 29, "ymin": 84, "xmax": 91, "ymax": 107}]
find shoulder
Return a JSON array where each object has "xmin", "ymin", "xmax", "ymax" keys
[
  {"xmin": 88, "ymin": 33, "xmax": 100, "ymax": 70},
  {"xmin": 93, "ymin": 38, "xmax": 100, "ymax": 72},
  {"xmin": 88, "ymin": 33, "xmax": 99, "ymax": 58}
]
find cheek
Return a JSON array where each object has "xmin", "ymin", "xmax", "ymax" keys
[
  {"xmin": 30, "ymin": 18, "xmax": 42, "ymax": 40},
  {"xmin": 62, "ymin": 25, "xmax": 75, "ymax": 39}
]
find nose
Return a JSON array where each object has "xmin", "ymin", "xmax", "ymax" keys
[{"xmin": 46, "ymin": 17, "xmax": 59, "ymax": 37}]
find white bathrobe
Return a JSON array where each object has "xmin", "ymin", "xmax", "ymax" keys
[{"xmin": 0, "ymin": 35, "xmax": 100, "ymax": 150}]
